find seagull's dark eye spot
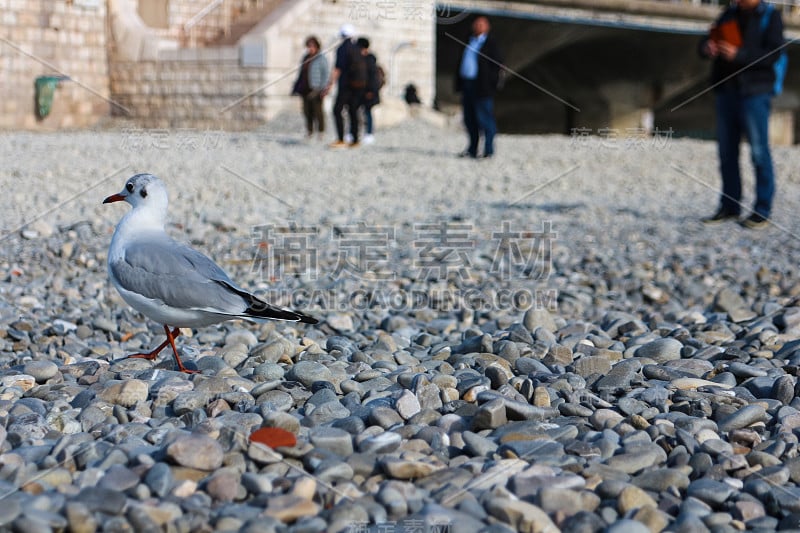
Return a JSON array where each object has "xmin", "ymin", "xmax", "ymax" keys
[
  {"xmin": 126, "ymin": 183, "xmax": 134, "ymax": 193},
  {"xmin": 140, "ymin": 188, "xmax": 148, "ymax": 199}
]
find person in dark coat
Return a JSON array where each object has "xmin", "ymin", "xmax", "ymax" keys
[
  {"xmin": 455, "ymin": 15, "xmax": 503, "ymax": 159},
  {"xmin": 325, "ymin": 24, "xmax": 363, "ymax": 148},
  {"xmin": 357, "ymin": 37, "xmax": 381, "ymax": 144},
  {"xmin": 404, "ymin": 84, "xmax": 421, "ymax": 106},
  {"xmin": 699, "ymin": 0, "xmax": 784, "ymax": 229},
  {"xmin": 292, "ymin": 36, "xmax": 329, "ymax": 139}
]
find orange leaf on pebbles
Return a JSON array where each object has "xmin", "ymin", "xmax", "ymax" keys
[{"xmin": 250, "ymin": 427, "xmax": 297, "ymax": 449}]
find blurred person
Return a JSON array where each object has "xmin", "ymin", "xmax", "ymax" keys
[
  {"xmin": 404, "ymin": 83, "xmax": 422, "ymax": 117},
  {"xmin": 699, "ymin": 0, "xmax": 784, "ymax": 229},
  {"xmin": 404, "ymin": 83, "xmax": 421, "ymax": 106},
  {"xmin": 292, "ymin": 36, "xmax": 329, "ymax": 139},
  {"xmin": 325, "ymin": 24, "xmax": 365, "ymax": 148},
  {"xmin": 357, "ymin": 37, "xmax": 382, "ymax": 145},
  {"xmin": 455, "ymin": 15, "xmax": 504, "ymax": 159}
]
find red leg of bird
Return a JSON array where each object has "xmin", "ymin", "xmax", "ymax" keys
[
  {"xmin": 163, "ymin": 325, "xmax": 199, "ymax": 374},
  {"xmin": 127, "ymin": 327, "xmax": 181, "ymax": 360}
]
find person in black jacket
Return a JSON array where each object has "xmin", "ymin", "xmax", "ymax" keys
[
  {"xmin": 699, "ymin": 0, "xmax": 784, "ymax": 229},
  {"xmin": 357, "ymin": 37, "xmax": 381, "ymax": 145},
  {"xmin": 325, "ymin": 24, "xmax": 363, "ymax": 148},
  {"xmin": 455, "ymin": 16, "xmax": 503, "ymax": 159}
]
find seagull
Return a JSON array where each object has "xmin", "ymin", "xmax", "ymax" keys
[{"xmin": 103, "ymin": 173, "xmax": 318, "ymax": 373}]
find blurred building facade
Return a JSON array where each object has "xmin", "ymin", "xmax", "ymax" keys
[
  {"xmin": 1, "ymin": 1, "xmax": 110, "ymax": 129},
  {"xmin": 438, "ymin": 0, "xmax": 800, "ymax": 145},
  {"xmin": 3, "ymin": 1, "xmax": 799, "ymax": 143},
  {"xmin": 0, "ymin": 0, "xmax": 436, "ymax": 130}
]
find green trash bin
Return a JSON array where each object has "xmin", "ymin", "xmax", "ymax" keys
[{"xmin": 34, "ymin": 75, "xmax": 70, "ymax": 120}]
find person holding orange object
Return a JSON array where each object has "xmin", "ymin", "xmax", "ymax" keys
[{"xmin": 699, "ymin": 0, "xmax": 785, "ymax": 229}]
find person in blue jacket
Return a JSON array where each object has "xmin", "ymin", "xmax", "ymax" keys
[
  {"xmin": 699, "ymin": 0, "xmax": 784, "ymax": 229},
  {"xmin": 455, "ymin": 15, "xmax": 504, "ymax": 159}
]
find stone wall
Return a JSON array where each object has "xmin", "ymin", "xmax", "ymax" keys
[
  {"xmin": 108, "ymin": 0, "xmax": 436, "ymax": 129},
  {"xmin": 0, "ymin": 0, "xmax": 110, "ymax": 129},
  {"xmin": 109, "ymin": 47, "xmax": 269, "ymax": 129},
  {"xmin": 241, "ymin": 0, "xmax": 436, "ymax": 121},
  {"xmin": 0, "ymin": 0, "xmax": 436, "ymax": 131}
]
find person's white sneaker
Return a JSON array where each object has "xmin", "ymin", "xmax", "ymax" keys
[
  {"xmin": 344, "ymin": 133, "xmax": 354, "ymax": 144},
  {"xmin": 363, "ymin": 134, "xmax": 375, "ymax": 145}
]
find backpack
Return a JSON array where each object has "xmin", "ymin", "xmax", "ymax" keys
[
  {"xmin": 376, "ymin": 65, "xmax": 386, "ymax": 90},
  {"xmin": 760, "ymin": 3, "xmax": 788, "ymax": 96},
  {"xmin": 348, "ymin": 44, "xmax": 368, "ymax": 90}
]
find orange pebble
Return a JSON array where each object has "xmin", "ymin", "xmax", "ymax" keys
[{"xmin": 250, "ymin": 427, "xmax": 297, "ymax": 449}]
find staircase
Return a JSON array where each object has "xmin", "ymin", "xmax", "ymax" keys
[
  {"xmin": 108, "ymin": 0, "xmax": 435, "ymax": 130},
  {"xmin": 183, "ymin": 0, "xmax": 283, "ymax": 47},
  {"xmin": 212, "ymin": 0, "xmax": 283, "ymax": 45}
]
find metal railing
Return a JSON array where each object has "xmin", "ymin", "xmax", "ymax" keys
[
  {"xmin": 182, "ymin": 0, "xmax": 265, "ymax": 47},
  {"xmin": 651, "ymin": 0, "xmax": 799, "ymax": 12}
]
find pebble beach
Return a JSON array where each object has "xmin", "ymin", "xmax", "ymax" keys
[{"xmin": 2, "ymin": 115, "xmax": 800, "ymax": 532}]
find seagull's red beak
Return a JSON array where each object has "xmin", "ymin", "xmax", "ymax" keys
[{"xmin": 103, "ymin": 193, "xmax": 126, "ymax": 204}]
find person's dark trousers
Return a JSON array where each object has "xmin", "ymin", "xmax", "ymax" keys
[
  {"xmin": 363, "ymin": 103, "xmax": 375, "ymax": 134},
  {"xmin": 333, "ymin": 87, "xmax": 350, "ymax": 141},
  {"xmin": 461, "ymin": 79, "xmax": 480, "ymax": 157},
  {"xmin": 476, "ymin": 96, "xmax": 496, "ymax": 156},
  {"xmin": 715, "ymin": 87, "xmax": 775, "ymax": 218},
  {"xmin": 334, "ymin": 86, "xmax": 364, "ymax": 142},
  {"xmin": 461, "ymin": 78, "xmax": 497, "ymax": 157},
  {"xmin": 303, "ymin": 92, "xmax": 324, "ymax": 135},
  {"xmin": 347, "ymin": 89, "xmax": 364, "ymax": 142}
]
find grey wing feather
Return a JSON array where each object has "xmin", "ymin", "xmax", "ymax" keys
[{"xmin": 110, "ymin": 239, "xmax": 248, "ymax": 313}]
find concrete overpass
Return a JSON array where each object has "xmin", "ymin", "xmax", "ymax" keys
[
  {"xmin": 440, "ymin": 1, "xmax": 800, "ymax": 37},
  {"xmin": 436, "ymin": 0, "xmax": 800, "ymax": 143}
]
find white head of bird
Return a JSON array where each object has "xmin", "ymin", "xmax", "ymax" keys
[{"xmin": 103, "ymin": 173, "xmax": 169, "ymax": 231}]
